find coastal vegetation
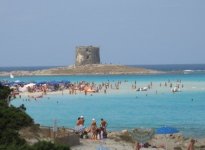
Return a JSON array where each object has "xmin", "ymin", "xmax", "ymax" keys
[{"xmin": 0, "ymin": 84, "xmax": 70, "ymax": 150}]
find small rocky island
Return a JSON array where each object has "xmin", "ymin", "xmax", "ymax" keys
[{"xmin": 0, "ymin": 46, "xmax": 160, "ymax": 76}]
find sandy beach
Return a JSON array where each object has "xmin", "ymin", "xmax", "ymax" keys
[
  {"xmin": 19, "ymin": 126, "xmax": 205, "ymax": 150},
  {"xmin": 17, "ymin": 79, "xmax": 205, "ymax": 100},
  {"xmin": 71, "ymin": 135, "xmax": 205, "ymax": 150}
]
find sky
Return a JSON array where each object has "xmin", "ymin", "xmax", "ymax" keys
[{"xmin": 0, "ymin": 0, "xmax": 205, "ymax": 67}]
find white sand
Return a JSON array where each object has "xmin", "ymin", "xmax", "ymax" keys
[
  {"xmin": 18, "ymin": 80, "xmax": 205, "ymax": 99},
  {"xmin": 72, "ymin": 138, "xmax": 134, "ymax": 150},
  {"xmin": 71, "ymin": 135, "xmax": 205, "ymax": 150}
]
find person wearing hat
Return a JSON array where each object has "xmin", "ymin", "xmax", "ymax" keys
[
  {"xmin": 90, "ymin": 118, "xmax": 97, "ymax": 140},
  {"xmin": 79, "ymin": 115, "xmax": 85, "ymax": 126}
]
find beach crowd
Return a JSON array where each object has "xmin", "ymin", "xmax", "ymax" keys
[
  {"xmin": 75, "ymin": 116, "xmax": 108, "ymax": 140},
  {"xmin": 0, "ymin": 78, "xmax": 186, "ymax": 101}
]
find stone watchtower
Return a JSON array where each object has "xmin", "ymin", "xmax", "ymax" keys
[{"xmin": 75, "ymin": 46, "xmax": 100, "ymax": 66}]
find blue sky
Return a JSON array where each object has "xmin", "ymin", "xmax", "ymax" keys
[{"xmin": 0, "ymin": 0, "xmax": 205, "ymax": 66}]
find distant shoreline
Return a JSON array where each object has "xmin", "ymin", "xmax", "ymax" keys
[
  {"xmin": 0, "ymin": 64, "xmax": 162, "ymax": 77},
  {"xmin": 1, "ymin": 64, "xmax": 205, "ymax": 77}
]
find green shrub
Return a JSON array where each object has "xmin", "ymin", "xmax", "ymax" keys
[
  {"xmin": 0, "ymin": 103, "xmax": 34, "ymax": 134},
  {"xmin": 0, "ymin": 129, "xmax": 25, "ymax": 145},
  {"xmin": 0, "ymin": 85, "xmax": 33, "ymax": 146},
  {"xmin": 0, "ymin": 143, "xmax": 33, "ymax": 150},
  {"xmin": 32, "ymin": 141, "xmax": 70, "ymax": 150},
  {"xmin": 0, "ymin": 85, "xmax": 70, "ymax": 150},
  {"xmin": 0, "ymin": 85, "xmax": 11, "ymax": 100}
]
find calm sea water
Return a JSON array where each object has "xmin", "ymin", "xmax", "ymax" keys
[
  {"xmin": 132, "ymin": 64, "xmax": 205, "ymax": 72},
  {"xmin": 0, "ymin": 66, "xmax": 61, "ymax": 72},
  {"xmin": 1, "ymin": 64, "xmax": 205, "ymax": 138},
  {"xmin": 1, "ymin": 73, "xmax": 204, "ymax": 138}
]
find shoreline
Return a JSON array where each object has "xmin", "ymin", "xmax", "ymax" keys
[
  {"xmin": 0, "ymin": 64, "xmax": 163, "ymax": 77},
  {"xmin": 1, "ymin": 64, "xmax": 205, "ymax": 77},
  {"xmin": 20, "ymin": 125, "xmax": 205, "ymax": 150}
]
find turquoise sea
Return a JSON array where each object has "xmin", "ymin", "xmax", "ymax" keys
[
  {"xmin": 1, "ymin": 72, "xmax": 205, "ymax": 138},
  {"xmin": 0, "ymin": 73, "xmax": 205, "ymax": 137}
]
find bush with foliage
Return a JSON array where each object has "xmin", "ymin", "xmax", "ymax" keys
[
  {"xmin": 32, "ymin": 141, "xmax": 70, "ymax": 150},
  {"xmin": 0, "ymin": 85, "xmax": 70, "ymax": 150},
  {"xmin": 0, "ymin": 85, "xmax": 11, "ymax": 100},
  {"xmin": 0, "ymin": 85, "xmax": 34, "ymax": 146},
  {"xmin": 0, "ymin": 141, "xmax": 70, "ymax": 150}
]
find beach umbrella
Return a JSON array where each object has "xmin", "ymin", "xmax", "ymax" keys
[
  {"xmin": 48, "ymin": 81, "xmax": 58, "ymax": 85},
  {"xmin": 14, "ymin": 80, "xmax": 21, "ymax": 83},
  {"xmin": 19, "ymin": 86, "xmax": 28, "ymax": 92},
  {"xmin": 7, "ymin": 82, "xmax": 15, "ymax": 86},
  {"xmin": 60, "ymin": 80, "xmax": 70, "ymax": 84},
  {"xmin": 37, "ymin": 81, "xmax": 47, "ymax": 85},
  {"xmin": 156, "ymin": 127, "xmax": 179, "ymax": 150},
  {"xmin": 36, "ymin": 81, "xmax": 46, "ymax": 86},
  {"xmin": 156, "ymin": 127, "xmax": 179, "ymax": 134},
  {"xmin": 15, "ymin": 81, "xmax": 25, "ymax": 86},
  {"xmin": 24, "ymin": 83, "xmax": 36, "ymax": 87}
]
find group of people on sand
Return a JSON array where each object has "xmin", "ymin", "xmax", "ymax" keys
[{"xmin": 75, "ymin": 116, "xmax": 108, "ymax": 140}]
